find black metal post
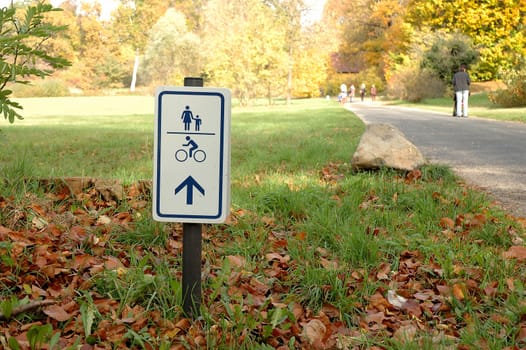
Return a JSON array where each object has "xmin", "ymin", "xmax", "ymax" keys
[
  {"xmin": 182, "ymin": 77, "xmax": 203, "ymax": 318},
  {"xmin": 182, "ymin": 222, "xmax": 202, "ymax": 317}
]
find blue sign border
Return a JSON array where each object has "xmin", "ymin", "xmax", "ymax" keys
[{"xmin": 155, "ymin": 90, "xmax": 226, "ymax": 220}]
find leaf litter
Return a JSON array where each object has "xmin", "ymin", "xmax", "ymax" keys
[{"xmin": 0, "ymin": 172, "xmax": 525, "ymax": 349}]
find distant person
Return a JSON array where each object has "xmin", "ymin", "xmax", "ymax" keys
[
  {"xmin": 339, "ymin": 83, "xmax": 347, "ymax": 103},
  {"xmin": 360, "ymin": 83, "xmax": 366, "ymax": 101},
  {"xmin": 349, "ymin": 84, "xmax": 355, "ymax": 102},
  {"xmin": 452, "ymin": 65, "xmax": 471, "ymax": 117},
  {"xmin": 370, "ymin": 84, "xmax": 377, "ymax": 101}
]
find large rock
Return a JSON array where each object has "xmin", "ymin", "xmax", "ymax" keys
[{"xmin": 351, "ymin": 123, "xmax": 426, "ymax": 171}]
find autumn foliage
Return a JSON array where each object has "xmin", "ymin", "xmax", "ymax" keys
[{"xmin": 1, "ymin": 166, "xmax": 525, "ymax": 349}]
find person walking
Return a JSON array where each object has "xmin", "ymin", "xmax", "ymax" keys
[
  {"xmin": 452, "ymin": 65, "xmax": 471, "ymax": 117},
  {"xmin": 339, "ymin": 83, "xmax": 348, "ymax": 103},
  {"xmin": 349, "ymin": 84, "xmax": 355, "ymax": 102},
  {"xmin": 360, "ymin": 83, "xmax": 366, "ymax": 101},
  {"xmin": 370, "ymin": 84, "xmax": 377, "ymax": 102}
]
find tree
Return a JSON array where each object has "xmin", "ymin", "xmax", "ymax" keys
[
  {"xmin": 264, "ymin": 0, "xmax": 308, "ymax": 104},
  {"xmin": 422, "ymin": 32, "xmax": 479, "ymax": 82},
  {"xmin": 203, "ymin": 0, "xmax": 288, "ymax": 105},
  {"xmin": 0, "ymin": 1, "xmax": 70, "ymax": 122},
  {"xmin": 407, "ymin": 0, "xmax": 526, "ymax": 80},
  {"xmin": 112, "ymin": 0, "xmax": 170, "ymax": 91},
  {"xmin": 291, "ymin": 23, "xmax": 330, "ymax": 98},
  {"xmin": 335, "ymin": 0, "xmax": 412, "ymax": 81},
  {"xmin": 142, "ymin": 8, "xmax": 202, "ymax": 85}
]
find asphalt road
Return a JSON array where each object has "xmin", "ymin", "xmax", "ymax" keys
[{"xmin": 346, "ymin": 101, "xmax": 526, "ymax": 218}]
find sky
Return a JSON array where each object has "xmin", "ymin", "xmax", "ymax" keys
[{"xmin": 0, "ymin": 0, "xmax": 326, "ymax": 22}]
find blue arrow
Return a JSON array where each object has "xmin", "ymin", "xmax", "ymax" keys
[{"xmin": 174, "ymin": 176, "xmax": 205, "ymax": 205}]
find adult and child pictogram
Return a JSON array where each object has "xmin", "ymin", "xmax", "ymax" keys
[
  {"xmin": 176, "ymin": 106, "xmax": 207, "ymax": 162},
  {"xmin": 181, "ymin": 105, "xmax": 202, "ymax": 132}
]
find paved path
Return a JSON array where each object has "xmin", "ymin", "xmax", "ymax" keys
[{"xmin": 346, "ymin": 101, "xmax": 526, "ymax": 218}]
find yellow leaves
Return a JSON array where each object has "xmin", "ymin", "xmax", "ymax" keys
[{"xmin": 452, "ymin": 283, "xmax": 466, "ymax": 301}]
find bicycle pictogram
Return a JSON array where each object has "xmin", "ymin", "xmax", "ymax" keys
[{"xmin": 175, "ymin": 136, "xmax": 206, "ymax": 162}]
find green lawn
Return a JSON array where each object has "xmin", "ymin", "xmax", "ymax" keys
[
  {"xmin": 388, "ymin": 92, "xmax": 526, "ymax": 123},
  {"xmin": 0, "ymin": 96, "xmax": 525, "ymax": 349}
]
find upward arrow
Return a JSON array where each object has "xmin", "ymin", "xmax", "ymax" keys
[{"xmin": 174, "ymin": 176, "xmax": 205, "ymax": 205}]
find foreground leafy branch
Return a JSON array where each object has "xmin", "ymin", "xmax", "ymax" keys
[{"xmin": 0, "ymin": 1, "xmax": 70, "ymax": 123}]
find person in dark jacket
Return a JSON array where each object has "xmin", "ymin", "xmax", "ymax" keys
[{"xmin": 452, "ymin": 65, "xmax": 471, "ymax": 117}]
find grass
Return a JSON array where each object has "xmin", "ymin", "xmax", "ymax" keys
[
  {"xmin": 0, "ymin": 96, "xmax": 525, "ymax": 349},
  {"xmin": 388, "ymin": 92, "xmax": 526, "ymax": 123}
]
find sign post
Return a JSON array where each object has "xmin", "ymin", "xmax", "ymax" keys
[{"xmin": 153, "ymin": 78, "xmax": 231, "ymax": 317}]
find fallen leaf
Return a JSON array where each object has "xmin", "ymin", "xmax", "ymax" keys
[
  {"xmin": 393, "ymin": 324, "xmax": 417, "ymax": 342},
  {"xmin": 439, "ymin": 217, "xmax": 455, "ymax": 229},
  {"xmin": 376, "ymin": 263, "xmax": 391, "ymax": 280},
  {"xmin": 387, "ymin": 290, "xmax": 407, "ymax": 309},
  {"xmin": 402, "ymin": 299, "xmax": 422, "ymax": 318},
  {"xmin": 502, "ymin": 246, "xmax": 526, "ymax": 261},
  {"xmin": 365, "ymin": 311, "xmax": 384, "ymax": 325},
  {"xmin": 452, "ymin": 284, "xmax": 465, "ymax": 300},
  {"xmin": 96, "ymin": 215, "xmax": 112, "ymax": 225},
  {"xmin": 44, "ymin": 304, "xmax": 72, "ymax": 322},
  {"xmin": 516, "ymin": 326, "xmax": 526, "ymax": 342},
  {"xmin": 226, "ymin": 255, "xmax": 246, "ymax": 268},
  {"xmin": 301, "ymin": 319, "xmax": 326, "ymax": 345},
  {"xmin": 320, "ymin": 257, "xmax": 338, "ymax": 270},
  {"xmin": 369, "ymin": 292, "xmax": 391, "ymax": 312}
]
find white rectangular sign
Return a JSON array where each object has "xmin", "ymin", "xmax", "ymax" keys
[{"xmin": 153, "ymin": 86, "xmax": 231, "ymax": 223}]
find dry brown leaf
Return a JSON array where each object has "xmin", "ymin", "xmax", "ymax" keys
[
  {"xmin": 320, "ymin": 257, "xmax": 338, "ymax": 270},
  {"xmin": 452, "ymin": 284, "xmax": 465, "ymax": 300},
  {"xmin": 516, "ymin": 326, "xmax": 526, "ymax": 342},
  {"xmin": 393, "ymin": 324, "xmax": 417, "ymax": 342},
  {"xmin": 439, "ymin": 217, "xmax": 455, "ymax": 229},
  {"xmin": 365, "ymin": 311, "xmax": 385, "ymax": 325},
  {"xmin": 376, "ymin": 263, "xmax": 391, "ymax": 280},
  {"xmin": 402, "ymin": 299, "xmax": 422, "ymax": 318},
  {"xmin": 369, "ymin": 292, "xmax": 390, "ymax": 312},
  {"xmin": 502, "ymin": 246, "xmax": 526, "ymax": 261},
  {"xmin": 301, "ymin": 319, "xmax": 326, "ymax": 345},
  {"xmin": 387, "ymin": 290, "xmax": 407, "ymax": 309},
  {"xmin": 226, "ymin": 255, "xmax": 246, "ymax": 268},
  {"xmin": 43, "ymin": 304, "xmax": 72, "ymax": 322},
  {"xmin": 470, "ymin": 213, "xmax": 487, "ymax": 227}
]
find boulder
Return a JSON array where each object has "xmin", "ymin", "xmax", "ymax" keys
[{"xmin": 351, "ymin": 123, "xmax": 426, "ymax": 171}]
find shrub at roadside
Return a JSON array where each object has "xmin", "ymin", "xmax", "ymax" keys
[
  {"xmin": 386, "ymin": 65, "xmax": 446, "ymax": 102},
  {"xmin": 10, "ymin": 80, "xmax": 69, "ymax": 98},
  {"xmin": 489, "ymin": 68, "xmax": 526, "ymax": 107}
]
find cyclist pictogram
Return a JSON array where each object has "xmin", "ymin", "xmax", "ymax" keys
[{"xmin": 175, "ymin": 136, "xmax": 206, "ymax": 162}]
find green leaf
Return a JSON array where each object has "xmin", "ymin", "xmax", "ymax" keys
[{"xmin": 80, "ymin": 302, "xmax": 96, "ymax": 337}]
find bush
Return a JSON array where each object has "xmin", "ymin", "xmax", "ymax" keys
[
  {"xmin": 386, "ymin": 66, "xmax": 446, "ymax": 102},
  {"xmin": 422, "ymin": 32, "xmax": 479, "ymax": 82},
  {"xmin": 352, "ymin": 67, "xmax": 385, "ymax": 93},
  {"xmin": 488, "ymin": 69, "xmax": 526, "ymax": 107},
  {"xmin": 11, "ymin": 80, "xmax": 69, "ymax": 98}
]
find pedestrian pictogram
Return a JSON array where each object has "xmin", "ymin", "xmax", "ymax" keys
[{"xmin": 153, "ymin": 86, "xmax": 231, "ymax": 223}]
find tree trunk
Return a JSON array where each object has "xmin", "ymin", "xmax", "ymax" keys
[
  {"xmin": 287, "ymin": 46, "xmax": 293, "ymax": 105},
  {"xmin": 130, "ymin": 50, "xmax": 140, "ymax": 92}
]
